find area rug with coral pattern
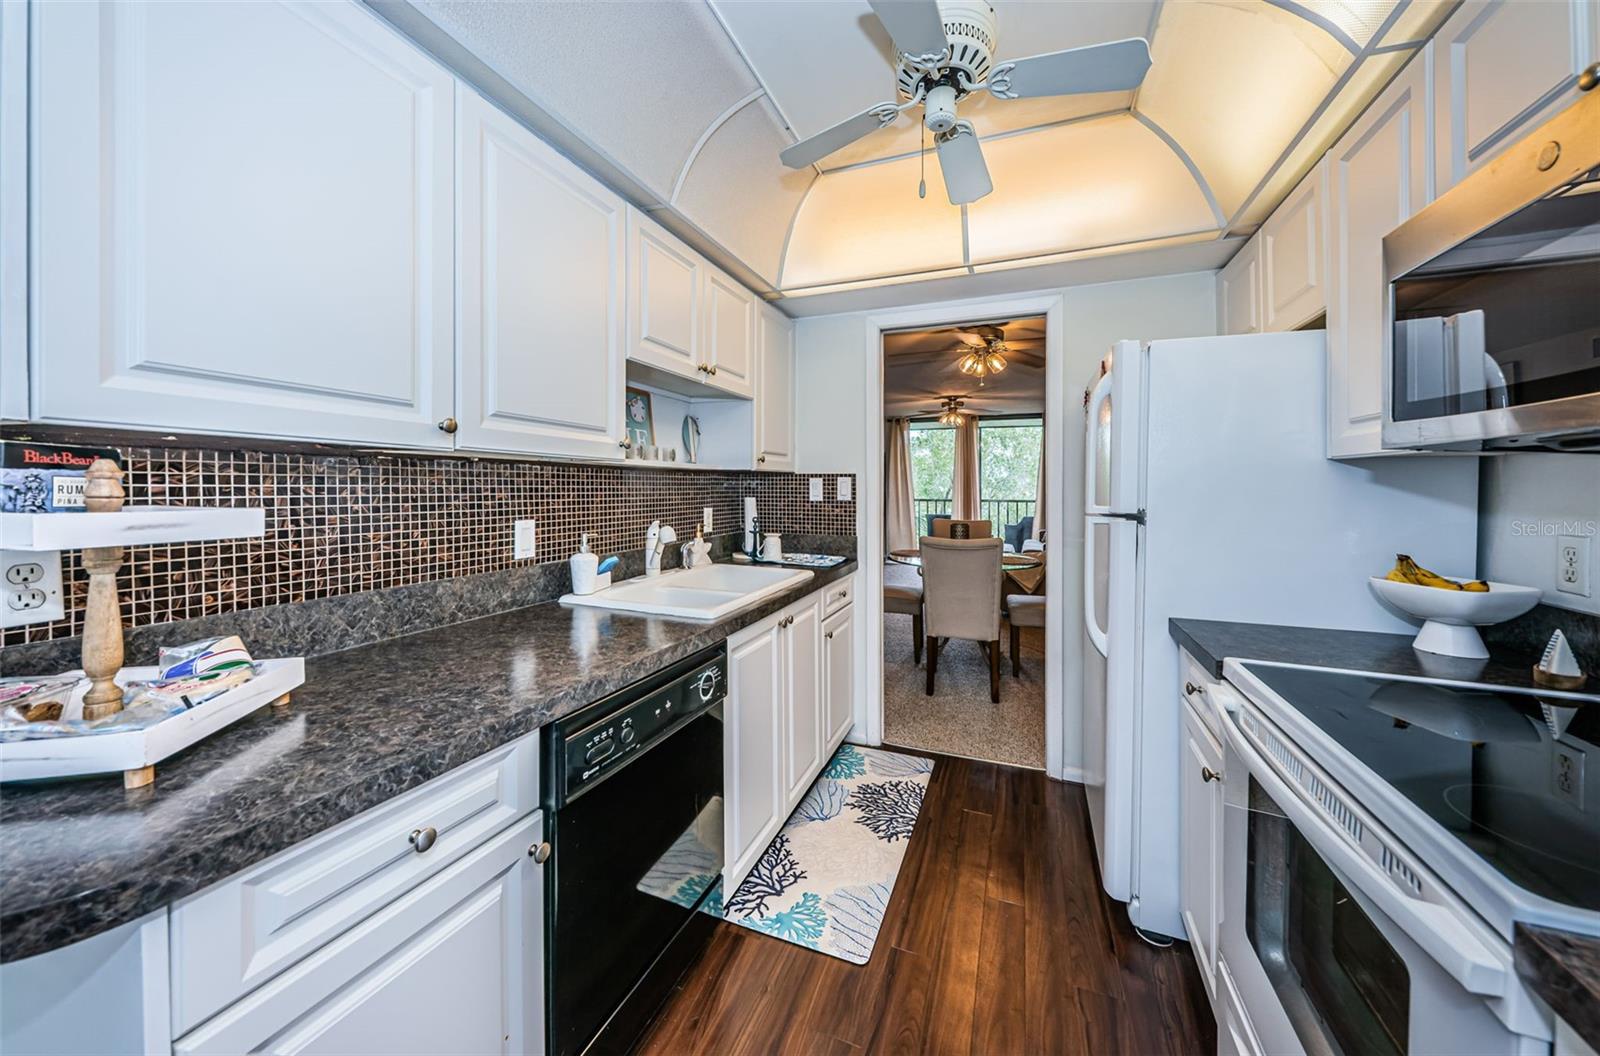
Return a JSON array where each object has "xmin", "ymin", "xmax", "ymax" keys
[{"xmin": 714, "ymin": 743, "xmax": 935, "ymax": 964}]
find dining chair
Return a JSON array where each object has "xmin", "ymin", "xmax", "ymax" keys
[
  {"xmin": 1006, "ymin": 594, "xmax": 1045, "ymax": 677},
  {"xmin": 883, "ymin": 582, "xmax": 924, "ymax": 665},
  {"xmin": 931, "ymin": 518, "xmax": 993, "ymax": 539},
  {"xmin": 919, "ymin": 536, "xmax": 1003, "ymax": 702}
]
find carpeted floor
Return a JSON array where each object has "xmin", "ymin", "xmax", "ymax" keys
[{"xmin": 881, "ymin": 562, "xmax": 1047, "ymax": 769}]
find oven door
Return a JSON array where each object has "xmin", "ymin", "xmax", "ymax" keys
[
  {"xmin": 1382, "ymin": 88, "xmax": 1600, "ymax": 451},
  {"xmin": 1215, "ymin": 705, "xmax": 1537, "ymax": 1056}
]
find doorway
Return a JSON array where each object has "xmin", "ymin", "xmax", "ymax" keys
[{"xmin": 872, "ymin": 306, "xmax": 1060, "ymax": 770}]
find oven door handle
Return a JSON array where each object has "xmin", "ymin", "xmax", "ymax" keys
[{"xmin": 1217, "ymin": 704, "xmax": 1510, "ymax": 998}]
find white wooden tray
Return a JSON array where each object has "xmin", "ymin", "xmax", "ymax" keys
[
  {"xmin": 0, "ymin": 658, "xmax": 304, "ymax": 787},
  {"xmin": 0, "ymin": 506, "xmax": 266, "ymax": 551}
]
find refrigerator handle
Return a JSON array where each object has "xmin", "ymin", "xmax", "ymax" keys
[
  {"xmin": 1084, "ymin": 372, "xmax": 1113, "ymax": 517},
  {"xmin": 1084, "ymin": 516, "xmax": 1109, "ymax": 657}
]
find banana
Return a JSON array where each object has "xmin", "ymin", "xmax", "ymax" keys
[{"xmin": 1384, "ymin": 554, "xmax": 1489, "ymax": 592}]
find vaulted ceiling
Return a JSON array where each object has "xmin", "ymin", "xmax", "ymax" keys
[{"xmin": 395, "ymin": 0, "xmax": 1454, "ymax": 314}]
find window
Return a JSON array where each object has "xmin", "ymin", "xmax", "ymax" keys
[
  {"xmin": 909, "ymin": 422, "xmax": 954, "ymax": 530},
  {"xmin": 978, "ymin": 417, "xmax": 1041, "ymax": 529}
]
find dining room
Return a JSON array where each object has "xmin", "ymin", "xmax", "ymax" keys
[{"xmin": 880, "ymin": 316, "xmax": 1048, "ymax": 768}]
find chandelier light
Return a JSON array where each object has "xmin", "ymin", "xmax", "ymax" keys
[
  {"xmin": 956, "ymin": 341, "xmax": 1009, "ymax": 385},
  {"xmin": 936, "ymin": 396, "xmax": 967, "ymax": 425}
]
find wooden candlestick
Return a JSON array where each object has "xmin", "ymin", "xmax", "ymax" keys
[{"xmin": 80, "ymin": 459, "xmax": 126, "ymax": 722}]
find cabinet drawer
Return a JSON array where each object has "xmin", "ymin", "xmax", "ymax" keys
[
  {"xmin": 1179, "ymin": 648, "xmax": 1223, "ymax": 739},
  {"xmin": 170, "ymin": 735, "xmax": 539, "ymax": 1035},
  {"xmin": 820, "ymin": 576, "xmax": 854, "ymax": 619},
  {"xmin": 174, "ymin": 813, "xmax": 543, "ymax": 1056}
]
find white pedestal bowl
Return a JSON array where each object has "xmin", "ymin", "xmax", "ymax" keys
[{"xmin": 1368, "ymin": 577, "xmax": 1543, "ymax": 659}]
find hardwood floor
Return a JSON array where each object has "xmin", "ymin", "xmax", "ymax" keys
[{"xmin": 636, "ymin": 752, "xmax": 1216, "ymax": 1056}]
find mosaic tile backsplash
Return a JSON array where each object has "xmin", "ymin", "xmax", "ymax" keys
[{"xmin": 1, "ymin": 445, "xmax": 856, "ymax": 647}]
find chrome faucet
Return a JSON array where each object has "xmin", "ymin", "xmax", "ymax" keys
[{"xmin": 644, "ymin": 520, "xmax": 677, "ymax": 577}]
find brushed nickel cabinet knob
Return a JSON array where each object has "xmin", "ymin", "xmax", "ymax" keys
[
  {"xmin": 619, "ymin": 437, "xmax": 633, "ymax": 449},
  {"xmin": 1184, "ymin": 682, "xmax": 1201, "ymax": 696},
  {"xmin": 1580, "ymin": 62, "xmax": 1598, "ymax": 91},
  {"xmin": 529, "ymin": 842, "xmax": 552, "ymax": 864},
  {"xmin": 1201, "ymin": 767, "xmax": 1221, "ymax": 784},
  {"xmin": 437, "ymin": 417, "xmax": 458, "ymax": 434},
  {"xmin": 757, "ymin": 454, "xmax": 767, "ymax": 464},
  {"xmin": 409, "ymin": 826, "xmax": 438, "ymax": 853}
]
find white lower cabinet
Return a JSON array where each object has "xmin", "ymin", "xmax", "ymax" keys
[
  {"xmin": 822, "ymin": 602, "xmax": 855, "ymax": 748},
  {"xmin": 175, "ymin": 813, "xmax": 544, "ymax": 1055},
  {"xmin": 1179, "ymin": 695, "xmax": 1224, "ymax": 1006},
  {"xmin": 726, "ymin": 584, "xmax": 854, "ymax": 891},
  {"xmin": 1216, "ymin": 956, "xmax": 1264, "ymax": 1056}
]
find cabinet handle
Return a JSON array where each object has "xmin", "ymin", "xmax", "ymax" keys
[
  {"xmin": 529, "ymin": 841, "xmax": 552, "ymax": 864},
  {"xmin": 708, "ymin": 365, "xmax": 718, "ymax": 376},
  {"xmin": 1184, "ymin": 681, "xmax": 1202, "ymax": 696},
  {"xmin": 409, "ymin": 826, "xmax": 438, "ymax": 853},
  {"xmin": 696, "ymin": 363, "xmax": 709, "ymax": 374},
  {"xmin": 825, "ymin": 631, "xmax": 834, "ymax": 640},
  {"xmin": 437, "ymin": 417, "xmax": 458, "ymax": 434},
  {"xmin": 834, "ymin": 589, "xmax": 847, "ymax": 599},
  {"xmin": 1581, "ymin": 62, "xmax": 1598, "ymax": 92},
  {"xmin": 1201, "ymin": 767, "xmax": 1221, "ymax": 784},
  {"xmin": 757, "ymin": 455, "xmax": 767, "ymax": 465},
  {"xmin": 618, "ymin": 437, "xmax": 633, "ymax": 450}
]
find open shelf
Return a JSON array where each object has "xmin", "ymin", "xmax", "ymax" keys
[{"xmin": 1, "ymin": 506, "xmax": 266, "ymax": 551}]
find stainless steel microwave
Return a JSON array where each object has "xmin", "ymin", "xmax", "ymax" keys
[{"xmin": 1383, "ymin": 86, "xmax": 1599, "ymax": 452}]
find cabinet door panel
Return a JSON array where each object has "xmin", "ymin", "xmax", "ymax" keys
[
  {"xmin": 783, "ymin": 600, "xmax": 823, "ymax": 809},
  {"xmin": 1216, "ymin": 236, "xmax": 1261, "ymax": 336},
  {"xmin": 1261, "ymin": 160, "xmax": 1326, "ymax": 332},
  {"xmin": 627, "ymin": 210, "xmax": 701, "ymax": 380},
  {"xmin": 756, "ymin": 306, "xmax": 794, "ymax": 470},
  {"xmin": 1326, "ymin": 54, "xmax": 1429, "ymax": 458},
  {"xmin": 457, "ymin": 90, "xmax": 625, "ymax": 459},
  {"xmin": 822, "ymin": 605, "xmax": 854, "ymax": 749},
  {"xmin": 726, "ymin": 620, "xmax": 784, "ymax": 891},
  {"xmin": 1180, "ymin": 700, "xmax": 1223, "ymax": 1004},
  {"xmin": 703, "ymin": 270, "xmax": 755, "ymax": 398},
  {"xmin": 1435, "ymin": 0, "xmax": 1598, "ymax": 192},
  {"xmin": 175, "ymin": 815, "xmax": 543, "ymax": 1056},
  {"xmin": 32, "ymin": 0, "xmax": 454, "ymax": 447}
]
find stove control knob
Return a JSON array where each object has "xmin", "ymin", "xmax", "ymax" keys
[
  {"xmin": 620, "ymin": 726, "xmax": 636, "ymax": 746},
  {"xmin": 694, "ymin": 670, "xmax": 721, "ymax": 701}
]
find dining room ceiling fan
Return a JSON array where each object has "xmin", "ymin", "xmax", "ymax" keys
[{"xmin": 778, "ymin": 0, "xmax": 1153, "ymax": 205}]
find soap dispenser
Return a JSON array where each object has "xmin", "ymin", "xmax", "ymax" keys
[{"xmin": 570, "ymin": 533, "xmax": 601, "ymax": 595}]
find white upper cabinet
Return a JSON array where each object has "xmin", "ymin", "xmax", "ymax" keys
[
  {"xmin": 755, "ymin": 305, "xmax": 795, "ymax": 471},
  {"xmin": 1260, "ymin": 158, "xmax": 1328, "ymax": 333},
  {"xmin": 31, "ymin": 1, "xmax": 456, "ymax": 448},
  {"xmin": 701, "ymin": 270, "xmax": 755, "ymax": 399},
  {"xmin": 627, "ymin": 208, "xmax": 702, "ymax": 382},
  {"xmin": 456, "ymin": 88, "xmax": 627, "ymax": 460},
  {"xmin": 1325, "ymin": 49, "xmax": 1431, "ymax": 459},
  {"xmin": 1216, "ymin": 234, "xmax": 1262, "ymax": 336},
  {"xmin": 1433, "ymin": 0, "xmax": 1600, "ymax": 194}
]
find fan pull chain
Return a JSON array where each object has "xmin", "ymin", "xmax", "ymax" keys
[{"xmin": 918, "ymin": 125, "xmax": 927, "ymax": 199}]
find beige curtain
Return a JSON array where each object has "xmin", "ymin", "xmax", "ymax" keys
[
  {"xmin": 952, "ymin": 415, "xmax": 980, "ymax": 520},
  {"xmin": 1033, "ymin": 440, "xmax": 1046, "ymax": 539},
  {"xmin": 884, "ymin": 419, "xmax": 916, "ymax": 552}
]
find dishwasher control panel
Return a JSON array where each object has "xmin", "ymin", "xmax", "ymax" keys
[{"xmin": 557, "ymin": 650, "xmax": 726, "ymax": 798}]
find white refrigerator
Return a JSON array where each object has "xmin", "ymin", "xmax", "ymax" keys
[{"xmin": 1080, "ymin": 331, "xmax": 1481, "ymax": 940}]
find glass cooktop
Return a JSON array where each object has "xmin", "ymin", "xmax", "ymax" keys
[{"xmin": 1241, "ymin": 664, "xmax": 1600, "ymax": 912}]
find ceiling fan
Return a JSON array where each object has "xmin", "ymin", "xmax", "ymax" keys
[
  {"xmin": 778, "ymin": 0, "xmax": 1153, "ymax": 205},
  {"xmin": 951, "ymin": 324, "xmax": 1010, "ymax": 383}
]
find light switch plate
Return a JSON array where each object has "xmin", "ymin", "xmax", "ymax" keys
[
  {"xmin": 513, "ymin": 520, "xmax": 537, "ymax": 561},
  {"xmin": 809, "ymin": 478, "xmax": 823, "ymax": 502},
  {"xmin": 837, "ymin": 476, "xmax": 852, "ymax": 502},
  {"xmin": 1558, "ymin": 535, "xmax": 1591, "ymax": 597},
  {"xmin": 2, "ymin": 549, "xmax": 65, "ymax": 628}
]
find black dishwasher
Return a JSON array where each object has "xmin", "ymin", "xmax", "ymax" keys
[{"xmin": 543, "ymin": 644, "xmax": 725, "ymax": 1056}]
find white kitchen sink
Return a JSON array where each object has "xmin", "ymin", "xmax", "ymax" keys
[{"xmin": 559, "ymin": 563, "xmax": 814, "ymax": 621}]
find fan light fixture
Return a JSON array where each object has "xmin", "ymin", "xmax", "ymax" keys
[
  {"xmin": 956, "ymin": 343, "xmax": 1009, "ymax": 384},
  {"xmin": 936, "ymin": 396, "xmax": 967, "ymax": 425}
]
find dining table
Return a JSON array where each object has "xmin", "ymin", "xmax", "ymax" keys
[{"xmin": 887, "ymin": 547, "xmax": 1046, "ymax": 595}]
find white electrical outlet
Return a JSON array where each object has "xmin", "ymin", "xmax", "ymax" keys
[
  {"xmin": 837, "ymin": 476, "xmax": 852, "ymax": 502},
  {"xmin": 1, "ymin": 550, "xmax": 65, "ymax": 629},
  {"xmin": 1557, "ymin": 535, "xmax": 1591, "ymax": 597},
  {"xmin": 809, "ymin": 477, "xmax": 823, "ymax": 502},
  {"xmin": 513, "ymin": 520, "xmax": 537, "ymax": 561},
  {"xmin": 703, "ymin": 507, "xmax": 713, "ymax": 533}
]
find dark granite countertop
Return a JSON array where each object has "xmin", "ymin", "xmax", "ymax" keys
[
  {"xmin": 1169, "ymin": 617, "xmax": 1595, "ymax": 699},
  {"xmin": 1516, "ymin": 924, "xmax": 1600, "ymax": 1050},
  {"xmin": 0, "ymin": 559, "xmax": 856, "ymax": 963}
]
